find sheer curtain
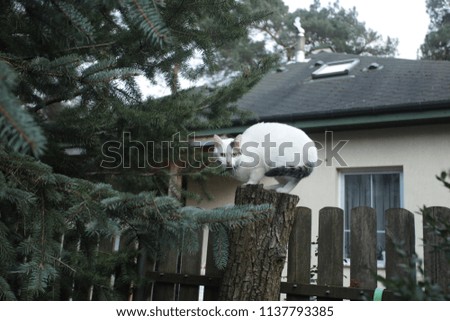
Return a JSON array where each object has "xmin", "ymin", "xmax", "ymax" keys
[{"xmin": 344, "ymin": 173, "xmax": 401, "ymax": 259}]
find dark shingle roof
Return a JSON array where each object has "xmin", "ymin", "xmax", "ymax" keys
[{"xmin": 237, "ymin": 52, "xmax": 450, "ymax": 122}]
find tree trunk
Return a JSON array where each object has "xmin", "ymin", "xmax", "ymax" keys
[{"xmin": 219, "ymin": 184, "xmax": 300, "ymax": 300}]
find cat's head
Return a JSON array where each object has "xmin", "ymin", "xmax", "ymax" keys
[{"xmin": 213, "ymin": 134, "xmax": 242, "ymax": 169}]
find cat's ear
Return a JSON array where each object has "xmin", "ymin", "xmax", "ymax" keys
[
  {"xmin": 213, "ymin": 134, "xmax": 222, "ymax": 146},
  {"xmin": 234, "ymin": 134, "xmax": 242, "ymax": 149}
]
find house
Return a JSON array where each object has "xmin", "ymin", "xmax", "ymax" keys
[{"xmin": 187, "ymin": 51, "xmax": 450, "ymax": 283}]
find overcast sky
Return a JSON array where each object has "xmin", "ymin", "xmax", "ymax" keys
[{"xmin": 283, "ymin": 0, "xmax": 430, "ymax": 59}]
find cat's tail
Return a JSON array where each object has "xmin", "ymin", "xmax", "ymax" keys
[{"xmin": 265, "ymin": 164, "xmax": 314, "ymax": 180}]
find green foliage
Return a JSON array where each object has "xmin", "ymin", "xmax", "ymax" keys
[
  {"xmin": 0, "ymin": 0, "xmax": 276, "ymax": 300},
  {"xmin": 123, "ymin": 0, "xmax": 171, "ymax": 46},
  {"xmin": 0, "ymin": 146, "xmax": 271, "ymax": 299},
  {"xmin": 0, "ymin": 61, "xmax": 46, "ymax": 157},
  {"xmin": 421, "ymin": 0, "xmax": 450, "ymax": 60},
  {"xmin": 54, "ymin": 1, "xmax": 96, "ymax": 41},
  {"xmin": 212, "ymin": 225, "xmax": 230, "ymax": 270},
  {"xmin": 0, "ymin": 0, "xmax": 270, "ymax": 167},
  {"xmin": 0, "ymin": 0, "xmax": 274, "ymax": 182}
]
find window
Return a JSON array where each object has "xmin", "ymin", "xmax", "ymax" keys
[
  {"xmin": 312, "ymin": 59, "xmax": 360, "ymax": 79},
  {"xmin": 341, "ymin": 169, "xmax": 403, "ymax": 263}
]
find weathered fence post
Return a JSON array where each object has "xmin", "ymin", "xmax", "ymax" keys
[
  {"xmin": 286, "ymin": 207, "xmax": 312, "ymax": 301},
  {"xmin": 423, "ymin": 207, "xmax": 450, "ymax": 294},
  {"xmin": 317, "ymin": 207, "xmax": 344, "ymax": 288},
  {"xmin": 385, "ymin": 208, "xmax": 416, "ymax": 282},
  {"xmin": 350, "ymin": 206, "xmax": 377, "ymax": 288},
  {"xmin": 219, "ymin": 184, "xmax": 299, "ymax": 300}
]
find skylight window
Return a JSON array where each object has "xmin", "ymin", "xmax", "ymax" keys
[{"xmin": 312, "ymin": 58, "xmax": 360, "ymax": 79}]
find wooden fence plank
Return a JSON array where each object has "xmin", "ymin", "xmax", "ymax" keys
[
  {"xmin": 423, "ymin": 206, "xmax": 450, "ymax": 294},
  {"xmin": 317, "ymin": 207, "xmax": 344, "ymax": 287},
  {"xmin": 286, "ymin": 207, "xmax": 312, "ymax": 300},
  {"xmin": 385, "ymin": 208, "xmax": 416, "ymax": 283},
  {"xmin": 350, "ymin": 206, "xmax": 377, "ymax": 289}
]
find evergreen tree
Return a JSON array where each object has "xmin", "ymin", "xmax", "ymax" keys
[
  {"xmin": 0, "ymin": 0, "xmax": 273, "ymax": 300},
  {"xmin": 421, "ymin": 0, "xmax": 450, "ymax": 60},
  {"xmin": 299, "ymin": 0, "xmax": 398, "ymax": 57}
]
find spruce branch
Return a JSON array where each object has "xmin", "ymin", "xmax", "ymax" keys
[
  {"xmin": 0, "ymin": 102, "xmax": 46, "ymax": 157},
  {"xmin": 0, "ymin": 277, "xmax": 16, "ymax": 300},
  {"xmin": 0, "ymin": 62, "xmax": 46, "ymax": 157},
  {"xmin": 212, "ymin": 225, "xmax": 229, "ymax": 269},
  {"xmin": 124, "ymin": 0, "xmax": 171, "ymax": 46},
  {"xmin": 60, "ymin": 41, "xmax": 116, "ymax": 53},
  {"xmin": 53, "ymin": 1, "xmax": 95, "ymax": 41},
  {"xmin": 82, "ymin": 68, "xmax": 142, "ymax": 84},
  {"xmin": 0, "ymin": 222, "xmax": 14, "ymax": 264},
  {"xmin": 0, "ymin": 0, "xmax": 279, "ymax": 300},
  {"xmin": 51, "ymin": 256, "xmax": 76, "ymax": 274}
]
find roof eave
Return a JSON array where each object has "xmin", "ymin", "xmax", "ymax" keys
[{"xmin": 193, "ymin": 106, "xmax": 450, "ymax": 137}]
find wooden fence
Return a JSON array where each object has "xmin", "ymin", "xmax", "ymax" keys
[{"xmin": 136, "ymin": 206, "xmax": 450, "ymax": 301}]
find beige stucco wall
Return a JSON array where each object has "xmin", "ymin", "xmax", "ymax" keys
[
  {"xmin": 305, "ymin": 123, "xmax": 450, "ymax": 211},
  {"xmin": 187, "ymin": 123, "xmax": 450, "ymax": 284}
]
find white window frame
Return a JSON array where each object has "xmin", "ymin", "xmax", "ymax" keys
[{"xmin": 339, "ymin": 167, "xmax": 404, "ymax": 268}]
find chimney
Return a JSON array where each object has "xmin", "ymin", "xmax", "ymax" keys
[{"xmin": 293, "ymin": 17, "xmax": 305, "ymax": 63}]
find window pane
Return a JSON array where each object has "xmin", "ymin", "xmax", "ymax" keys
[
  {"xmin": 344, "ymin": 174, "xmax": 370, "ymax": 258},
  {"xmin": 372, "ymin": 173, "xmax": 400, "ymax": 259},
  {"xmin": 345, "ymin": 174, "xmax": 371, "ymax": 228},
  {"xmin": 343, "ymin": 172, "xmax": 401, "ymax": 260},
  {"xmin": 377, "ymin": 232, "xmax": 386, "ymax": 261}
]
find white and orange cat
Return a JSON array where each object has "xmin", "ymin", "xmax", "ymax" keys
[{"xmin": 213, "ymin": 122, "xmax": 317, "ymax": 193}]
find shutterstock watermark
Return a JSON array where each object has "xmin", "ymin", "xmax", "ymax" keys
[{"xmin": 99, "ymin": 131, "xmax": 349, "ymax": 169}]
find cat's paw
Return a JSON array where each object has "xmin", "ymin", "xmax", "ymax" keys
[
  {"xmin": 275, "ymin": 186, "xmax": 294, "ymax": 194},
  {"xmin": 243, "ymin": 180, "xmax": 261, "ymax": 185},
  {"xmin": 265, "ymin": 184, "xmax": 282, "ymax": 190}
]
